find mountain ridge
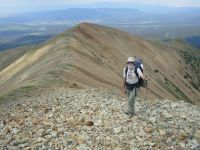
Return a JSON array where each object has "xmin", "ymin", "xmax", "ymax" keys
[{"xmin": 0, "ymin": 22, "xmax": 199, "ymax": 105}]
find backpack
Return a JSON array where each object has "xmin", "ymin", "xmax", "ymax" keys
[
  {"xmin": 134, "ymin": 58, "xmax": 142, "ymax": 69},
  {"xmin": 125, "ymin": 60, "xmax": 147, "ymax": 88}
]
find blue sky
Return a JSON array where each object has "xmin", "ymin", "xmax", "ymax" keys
[{"xmin": 1, "ymin": 0, "xmax": 200, "ymax": 16}]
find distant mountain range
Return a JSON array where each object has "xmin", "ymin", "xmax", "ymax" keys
[
  {"xmin": 1, "ymin": 8, "xmax": 200, "ymax": 24},
  {"xmin": 0, "ymin": 7, "xmax": 200, "ymax": 51}
]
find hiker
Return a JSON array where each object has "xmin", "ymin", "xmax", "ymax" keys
[{"xmin": 123, "ymin": 57, "xmax": 145, "ymax": 116}]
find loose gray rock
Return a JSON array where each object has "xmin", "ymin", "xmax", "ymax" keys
[{"xmin": 0, "ymin": 88, "xmax": 200, "ymax": 149}]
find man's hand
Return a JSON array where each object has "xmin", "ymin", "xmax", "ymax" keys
[
  {"xmin": 140, "ymin": 73, "xmax": 145, "ymax": 80},
  {"xmin": 144, "ymin": 75, "xmax": 148, "ymax": 81}
]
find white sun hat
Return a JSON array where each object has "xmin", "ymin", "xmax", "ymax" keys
[{"xmin": 126, "ymin": 57, "xmax": 135, "ymax": 63}]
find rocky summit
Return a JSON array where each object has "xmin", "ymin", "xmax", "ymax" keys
[{"xmin": 0, "ymin": 88, "xmax": 200, "ymax": 150}]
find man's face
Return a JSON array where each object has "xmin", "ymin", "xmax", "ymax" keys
[{"xmin": 127, "ymin": 62, "xmax": 134, "ymax": 69}]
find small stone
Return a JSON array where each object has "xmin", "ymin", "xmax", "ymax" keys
[
  {"xmin": 180, "ymin": 114, "xmax": 187, "ymax": 120},
  {"xmin": 106, "ymin": 136, "xmax": 111, "ymax": 141},
  {"xmin": 35, "ymin": 138, "xmax": 47, "ymax": 144},
  {"xmin": 179, "ymin": 142, "xmax": 186, "ymax": 148},
  {"xmin": 110, "ymin": 139, "xmax": 118, "ymax": 148},
  {"xmin": 144, "ymin": 141, "xmax": 155, "ymax": 147},
  {"xmin": 158, "ymin": 129, "xmax": 166, "ymax": 136},
  {"xmin": 135, "ymin": 136, "xmax": 142, "ymax": 142},
  {"xmin": 7, "ymin": 146, "xmax": 19, "ymax": 150},
  {"xmin": 194, "ymin": 130, "xmax": 200, "ymax": 140},
  {"xmin": 77, "ymin": 136, "xmax": 86, "ymax": 144},
  {"xmin": 48, "ymin": 113, "xmax": 53, "ymax": 118},
  {"xmin": 43, "ymin": 106, "xmax": 49, "ymax": 113},
  {"xmin": 3, "ymin": 120, "xmax": 6, "ymax": 125},
  {"xmin": 114, "ymin": 127, "xmax": 122, "ymax": 134},
  {"xmin": 66, "ymin": 117, "xmax": 76, "ymax": 125},
  {"xmin": 13, "ymin": 138, "xmax": 29, "ymax": 146},
  {"xmin": 67, "ymin": 139, "xmax": 73, "ymax": 145},
  {"xmin": 94, "ymin": 119, "xmax": 102, "ymax": 126},
  {"xmin": 32, "ymin": 118, "xmax": 38, "ymax": 125},
  {"xmin": 186, "ymin": 139, "xmax": 199, "ymax": 149},
  {"xmin": 0, "ymin": 121, "xmax": 6, "ymax": 129},
  {"xmin": 18, "ymin": 143, "xmax": 29, "ymax": 148},
  {"xmin": 130, "ymin": 141, "xmax": 139, "ymax": 150},
  {"xmin": 188, "ymin": 118, "xmax": 196, "ymax": 123},
  {"xmin": 171, "ymin": 103, "xmax": 178, "ymax": 108},
  {"xmin": 148, "ymin": 117, "xmax": 157, "ymax": 124},
  {"xmin": 144, "ymin": 127, "xmax": 153, "ymax": 133},
  {"xmin": 80, "ymin": 109, "xmax": 86, "ymax": 114},
  {"xmin": 43, "ymin": 121, "xmax": 54, "ymax": 126},
  {"xmin": 64, "ymin": 132, "xmax": 69, "ymax": 138},
  {"xmin": 11, "ymin": 128, "xmax": 19, "ymax": 134},
  {"xmin": 111, "ymin": 108, "xmax": 119, "ymax": 112},
  {"xmin": 4, "ymin": 127, "xmax": 11, "ymax": 134},
  {"xmin": 50, "ymin": 131, "xmax": 57, "ymax": 138},
  {"xmin": 85, "ymin": 121, "xmax": 94, "ymax": 126},
  {"xmin": 178, "ymin": 132, "xmax": 188, "ymax": 140},
  {"xmin": 162, "ymin": 111, "xmax": 173, "ymax": 119},
  {"xmin": 24, "ymin": 147, "xmax": 31, "ymax": 150},
  {"xmin": 78, "ymin": 117, "xmax": 85, "ymax": 124},
  {"xmin": 36, "ymin": 128, "xmax": 45, "ymax": 137},
  {"xmin": 87, "ymin": 110, "xmax": 94, "ymax": 116},
  {"xmin": 76, "ymin": 144, "xmax": 91, "ymax": 150},
  {"xmin": 34, "ymin": 143, "xmax": 44, "ymax": 148},
  {"xmin": 105, "ymin": 136, "xmax": 111, "ymax": 146}
]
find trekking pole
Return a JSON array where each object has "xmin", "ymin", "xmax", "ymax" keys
[
  {"xmin": 147, "ymin": 80, "xmax": 148, "ymax": 95},
  {"xmin": 145, "ymin": 76, "xmax": 149, "ymax": 100}
]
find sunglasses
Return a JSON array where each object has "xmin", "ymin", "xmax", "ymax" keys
[{"xmin": 127, "ymin": 62, "xmax": 134, "ymax": 64}]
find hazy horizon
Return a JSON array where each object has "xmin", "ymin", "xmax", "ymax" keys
[
  {"xmin": 1, "ymin": 0, "xmax": 200, "ymax": 51},
  {"xmin": 1, "ymin": 0, "xmax": 200, "ymax": 16}
]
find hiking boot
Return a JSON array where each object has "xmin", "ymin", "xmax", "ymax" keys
[{"xmin": 124, "ymin": 111, "xmax": 135, "ymax": 116}]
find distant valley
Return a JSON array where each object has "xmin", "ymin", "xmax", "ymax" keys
[
  {"xmin": 186, "ymin": 36, "xmax": 200, "ymax": 49},
  {"xmin": 0, "ymin": 35, "xmax": 52, "ymax": 52},
  {"xmin": 1, "ymin": 8, "xmax": 200, "ymax": 51}
]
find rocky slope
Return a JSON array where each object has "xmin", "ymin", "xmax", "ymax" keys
[
  {"xmin": 0, "ymin": 23, "xmax": 200, "ymax": 105},
  {"xmin": 0, "ymin": 88, "xmax": 200, "ymax": 150}
]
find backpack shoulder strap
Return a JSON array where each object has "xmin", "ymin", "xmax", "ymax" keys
[
  {"xmin": 134, "ymin": 67, "xmax": 139, "ymax": 78},
  {"xmin": 125, "ymin": 67, "xmax": 128, "ymax": 75},
  {"xmin": 135, "ymin": 66, "xmax": 144, "ymax": 78},
  {"xmin": 125, "ymin": 67, "xmax": 128, "ymax": 81},
  {"xmin": 134, "ymin": 67, "xmax": 142, "ymax": 78}
]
